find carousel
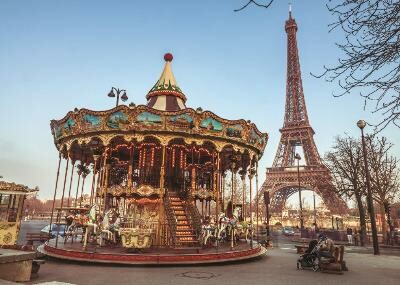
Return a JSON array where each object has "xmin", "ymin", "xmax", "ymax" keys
[{"xmin": 40, "ymin": 53, "xmax": 269, "ymax": 264}]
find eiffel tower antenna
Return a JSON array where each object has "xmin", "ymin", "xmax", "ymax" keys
[{"xmin": 260, "ymin": 11, "xmax": 347, "ymax": 215}]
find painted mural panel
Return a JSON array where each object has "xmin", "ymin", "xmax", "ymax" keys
[
  {"xmin": 54, "ymin": 125, "xmax": 63, "ymax": 139},
  {"xmin": 169, "ymin": 113, "xmax": 193, "ymax": 129},
  {"xmin": 250, "ymin": 129, "xmax": 264, "ymax": 148},
  {"xmin": 83, "ymin": 114, "xmax": 102, "ymax": 128},
  {"xmin": 136, "ymin": 112, "xmax": 162, "ymax": 126},
  {"xmin": 226, "ymin": 124, "xmax": 243, "ymax": 138},
  {"xmin": 107, "ymin": 111, "xmax": 129, "ymax": 129},
  {"xmin": 199, "ymin": 117, "xmax": 222, "ymax": 132}
]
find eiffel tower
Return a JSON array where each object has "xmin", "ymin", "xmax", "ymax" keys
[{"xmin": 261, "ymin": 11, "xmax": 347, "ymax": 215}]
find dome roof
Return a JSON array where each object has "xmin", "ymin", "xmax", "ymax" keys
[{"xmin": 146, "ymin": 53, "xmax": 187, "ymax": 111}]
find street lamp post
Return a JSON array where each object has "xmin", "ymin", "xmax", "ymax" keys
[
  {"xmin": 313, "ymin": 190, "xmax": 316, "ymax": 227},
  {"xmin": 295, "ymin": 153, "xmax": 304, "ymax": 233},
  {"xmin": 108, "ymin": 87, "xmax": 128, "ymax": 107},
  {"xmin": 357, "ymin": 119, "xmax": 379, "ymax": 255}
]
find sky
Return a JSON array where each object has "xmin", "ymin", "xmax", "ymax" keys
[{"xmin": 0, "ymin": 0, "xmax": 399, "ymax": 201}]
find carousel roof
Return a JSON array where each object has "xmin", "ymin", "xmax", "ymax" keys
[
  {"xmin": 146, "ymin": 53, "xmax": 187, "ymax": 111},
  {"xmin": 50, "ymin": 53, "xmax": 268, "ymax": 162},
  {"xmin": 0, "ymin": 180, "xmax": 38, "ymax": 195}
]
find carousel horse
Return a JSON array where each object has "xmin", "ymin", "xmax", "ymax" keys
[
  {"xmin": 216, "ymin": 213, "xmax": 229, "ymax": 242},
  {"xmin": 235, "ymin": 221, "xmax": 252, "ymax": 241},
  {"xmin": 99, "ymin": 208, "xmax": 116, "ymax": 246},
  {"xmin": 64, "ymin": 211, "xmax": 88, "ymax": 243},
  {"xmin": 200, "ymin": 217, "xmax": 216, "ymax": 246},
  {"xmin": 226, "ymin": 207, "xmax": 241, "ymax": 244},
  {"xmin": 82, "ymin": 204, "xmax": 100, "ymax": 249},
  {"xmin": 99, "ymin": 208, "xmax": 122, "ymax": 246}
]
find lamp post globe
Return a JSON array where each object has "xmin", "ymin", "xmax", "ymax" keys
[{"xmin": 357, "ymin": 119, "xmax": 366, "ymax": 129}]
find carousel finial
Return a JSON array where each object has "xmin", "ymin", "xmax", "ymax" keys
[{"xmin": 164, "ymin": 53, "xmax": 173, "ymax": 62}]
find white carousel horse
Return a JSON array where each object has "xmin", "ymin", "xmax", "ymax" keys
[
  {"xmin": 200, "ymin": 217, "xmax": 216, "ymax": 246},
  {"xmin": 83, "ymin": 204, "xmax": 100, "ymax": 249},
  {"xmin": 225, "ymin": 207, "xmax": 242, "ymax": 245},
  {"xmin": 99, "ymin": 208, "xmax": 117, "ymax": 246},
  {"xmin": 230, "ymin": 207, "xmax": 252, "ymax": 242},
  {"xmin": 217, "ymin": 213, "xmax": 229, "ymax": 242}
]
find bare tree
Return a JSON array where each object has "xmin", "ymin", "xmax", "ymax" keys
[
  {"xmin": 324, "ymin": 135, "xmax": 367, "ymax": 246},
  {"xmin": 234, "ymin": 0, "xmax": 274, "ymax": 12},
  {"xmin": 316, "ymin": 0, "xmax": 400, "ymax": 131},
  {"xmin": 366, "ymin": 136, "xmax": 400, "ymax": 241}
]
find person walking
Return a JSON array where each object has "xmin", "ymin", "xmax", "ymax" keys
[{"xmin": 346, "ymin": 227, "xmax": 353, "ymax": 244}]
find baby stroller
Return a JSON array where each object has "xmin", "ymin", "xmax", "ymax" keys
[{"xmin": 297, "ymin": 239, "xmax": 321, "ymax": 271}]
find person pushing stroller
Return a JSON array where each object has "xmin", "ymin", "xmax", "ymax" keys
[{"xmin": 297, "ymin": 233, "xmax": 335, "ymax": 271}]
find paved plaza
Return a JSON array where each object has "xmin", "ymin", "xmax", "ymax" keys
[
  {"xmin": 1, "ymin": 220, "xmax": 397, "ymax": 285},
  {"xmin": 2, "ymin": 243, "xmax": 396, "ymax": 284},
  {"xmin": 16, "ymin": 246, "xmax": 398, "ymax": 285}
]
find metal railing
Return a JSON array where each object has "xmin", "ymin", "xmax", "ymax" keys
[
  {"xmin": 163, "ymin": 191, "xmax": 177, "ymax": 246},
  {"xmin": 184, "ymin": 201, "xmax": 202, "ymax": 238}
]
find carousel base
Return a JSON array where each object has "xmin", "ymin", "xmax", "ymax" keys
[{"xmin": 38, "ymin": 238, "xmax": 267, "ymax": 265}]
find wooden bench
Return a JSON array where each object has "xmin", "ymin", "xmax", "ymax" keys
[
  {"xmin": 294, "ymin": 244, "xmax": 308, "ymax": 254},
  {"xmin": 320, "ymin": 245, "xmax": 348, "ymax": 273},
  {"xmin": 26, "ymin": 233, "xmax": 49, "ymax": 245}
]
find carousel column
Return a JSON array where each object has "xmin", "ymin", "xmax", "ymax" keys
[
  {"xmin": 90, "ymin": 154, "xmax": 100, "ymax": 205},
  {"xmin": 103, "ymin": 163, "xmax": 110, "ymax": 212},
  {"xmin": 191, "ymin": 152, "xmax": 197, "ymax": 207},
  {"xmin": 79, "ymin": 169, "xmax": 88, "ymax": 208},
  {"xmin": 215, "ymin": 152, "xmax": 220, "ymax": 221},
  {"xmin": 158, "ymin": 143, "xmax": 166, "ymax": 246},
  {"xmin": 98, "ymin": 151, "xmax": 108, "ymax": 205},
  {"xmin": 160, "ymin": 144, "xmax": 166, "ymax": 192},
  {"xmin": 49, "ymin": 152, "xmax": 62, "ymax": 238},
  {"xmin": 67, "ymin": 161, "xmax": 75, "ymax": 207},
  {"xmin": 56, "ymin": 156, "xmax": 70, "ymax": 247},
  {"xmin": 215, "ymin": 151, "xmax": 221, "ymax": 250},
  {"xmin": 240, "ymin": 170, "xmax": 246, "ymax": 221},
  {"xmin": 128, "ymin": 144, "xmax": 134, "ymax": 188},
  {"xmin": 74, "ymin": 167, "xmax": 82, "ymax": 208},
  {"xmin": 94, "ymin": 155, "xmax": 103, "ymax": 205},
  {"xmin": 255, "ymin": 160, "xmax": 259, "ymax": 244},
  {"xmin": 248, "ymin": 167, "xmax": 254, "ymax": 248},
  {"xmin": 221, "ymin": 172, "xmax": 226, "ymax": 212},
  {"xmin": 230, "ymin": 160, "xmax": 237, "ymax": 250}
]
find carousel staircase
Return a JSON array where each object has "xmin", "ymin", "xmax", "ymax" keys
[{"xmin": 168, "ymin": 191, "xmax": 200, "ymax": 248}]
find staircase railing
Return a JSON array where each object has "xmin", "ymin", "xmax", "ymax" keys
[
  {"xmin": 185, "ymin": 200, "xmax": 202, "ymax": 239},
  {"xmin": 163, "ymin": 190, "xmax": 177, "ymax": 246}
]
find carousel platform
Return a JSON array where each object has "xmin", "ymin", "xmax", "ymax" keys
[{"xmin": 38, "ymin": 238, "xmax": 267, "ymax": 265}]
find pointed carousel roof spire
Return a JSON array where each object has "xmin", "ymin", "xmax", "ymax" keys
[{"xmin": 146, "ymin": 53, "xmax": 187, "ymax": 111}]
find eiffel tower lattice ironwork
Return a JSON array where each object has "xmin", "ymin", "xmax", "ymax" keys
[{"xmin": 260, "ymin": 11, "xmax": 347, "ymax": 215}]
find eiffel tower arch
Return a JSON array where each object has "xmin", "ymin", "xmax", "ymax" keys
[{"xmin": 261, "ymin": 11, "xmax": 347, "ymax": 215}]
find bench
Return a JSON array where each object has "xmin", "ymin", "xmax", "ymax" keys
[
  {"xmin": 294, "ymin": 244, "xmax": 308, "ymax": 254},
  {"xmin": 26, "ymin": 233, "xmax": 49, "ymax": 245},
  {"xmin": 319, "ymin": 245, "xmax": 348, "ymax": 273}
]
